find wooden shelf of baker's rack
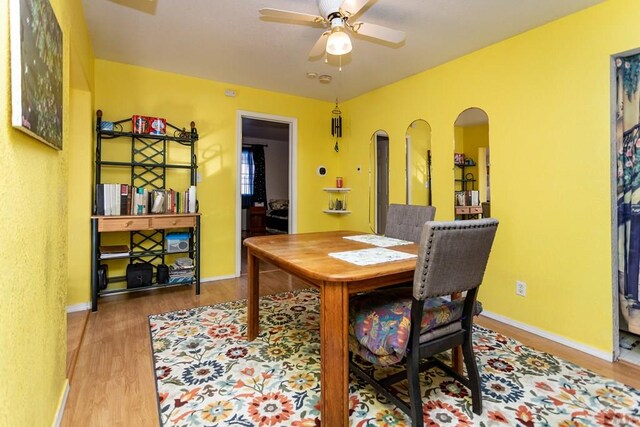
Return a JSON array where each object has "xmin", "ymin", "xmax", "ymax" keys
[{"xmin": 91, "ymin": 213, "xmax": 200, "ymax": 232}]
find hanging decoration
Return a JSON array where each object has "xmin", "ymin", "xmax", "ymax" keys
[{"xmin": 332, "ymin": 100, "xmax": 342, "ymax": 152}]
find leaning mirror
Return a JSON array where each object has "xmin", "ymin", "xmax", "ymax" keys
[
  {"xmin": 405, "ymin": 119, "xmax": 432, "ymax": 205},
  {"xmin": 453, "ymin": 108, "xmax": 490, "ymax": 220}
]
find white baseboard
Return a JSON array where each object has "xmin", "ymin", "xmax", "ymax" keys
[
  {"xmin": 481, "ymin": 310, "xmax": 613, "ymax": 362},
  {"xmin": 53, "ymin": 379, "xmax": 69, "ymax": 427},
  {"xmin": 66, "ymin": 302, "xmax": 90, "ymax": 313}
]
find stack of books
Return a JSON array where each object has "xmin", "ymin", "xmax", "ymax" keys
[
  {"xmin": 169, "ymin": 257, "xmax": 195, "ymax": 284},
  {"xmin": 99, "ymin": 245, "xmax": 130, "ymax": 259},
  {"xmin": 455, "ymin": 190, "xmax": 480, "ymax": 206},
  {"xmin": 95, "ymin": 184, "xmax": 196, "ymax": 216}
]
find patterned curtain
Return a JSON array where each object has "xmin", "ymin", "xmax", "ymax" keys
[
  {"xmin": 252, "ymin": 145, "xmax": 267, "ymax": 205},
  {"xmin": 616, "ymin": 53, "xmax": 640, "ymax": 334}
]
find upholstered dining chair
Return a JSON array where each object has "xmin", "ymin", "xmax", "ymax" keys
[
  {"xmin": 349, "ymin": 218, "xmax": 499, "ymax": 427},
  {"xmin": 385, "ymin": 204, "xmax": 436, "ymax": 243}
]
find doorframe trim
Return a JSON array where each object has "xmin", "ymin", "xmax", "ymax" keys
[
  {"xmin": 374, "ymin": 131, "xmax": 389, "ymax": 234},
  {"xmin": 405, "ymin": 134, "xmax": 412, "ymax": 204},
  {"xmin": 610, "ymin": 53, "xmax": 620, "ymax": 360},
  {"xmin": 235, "ymin": 111, "xmax": 298, "ymax": 277}
]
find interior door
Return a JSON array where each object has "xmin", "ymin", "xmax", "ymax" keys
[{"xmin": 376, "ymin": 134, "xmax": 389, "ymax": 234}]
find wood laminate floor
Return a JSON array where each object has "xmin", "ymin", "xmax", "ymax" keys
[
  {"xmin": 66, "ymin": 310, "xmax": 89, "ymax": 383},
  {"xmin": 63, "ymin": 272, "xmax": 640, "ymax": 426}
]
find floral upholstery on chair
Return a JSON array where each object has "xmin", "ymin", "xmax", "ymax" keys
[{"xmin": 349, "ymin": 287, "xmax": 482, "ymax": 366}]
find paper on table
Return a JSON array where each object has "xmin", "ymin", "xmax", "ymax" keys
[
  {"xmin": 329, "ymin": 247, "xmax": 417, "ymax": 266},
  {"xmin": 343, "ymin": 234, "xmax": 413, "ymax": 247}
]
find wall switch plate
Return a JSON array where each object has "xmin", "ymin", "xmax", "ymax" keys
[
  {"xmin": 516, "ymin": 280, "xmax": 526, "ymax": 297},
  {"xmin": 196, "ymin": 173, "xmax": 202, "ymax": 183},
  {"xmin": 224, "ymin": 89, "xmax": 236, "ymax": 97}
]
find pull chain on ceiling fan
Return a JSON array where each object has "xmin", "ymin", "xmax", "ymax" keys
[{"xmin": 259, "ymin": 0, "xmax": 406, "ymax": 61}]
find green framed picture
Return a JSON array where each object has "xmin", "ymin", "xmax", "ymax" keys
[{"xmin": 10, "ymin": 0, "xmax": 63, "ymax": 150}]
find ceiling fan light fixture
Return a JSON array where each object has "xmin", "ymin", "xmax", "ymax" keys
[{"xmin": 326, "ymin": 30, "xmax": 352, "ymax": 56}]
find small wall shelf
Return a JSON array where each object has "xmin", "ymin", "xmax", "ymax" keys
[{"xmin": 323, "ymin": 188, "xmax": 351, "ymax": 214}]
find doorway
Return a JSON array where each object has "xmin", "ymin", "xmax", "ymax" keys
[
  {"xmin": 376, "ymin": 132, "xmax": 389, "ymax": 234},
  {"xmin": 236, "ymin": 111, "xmax": 297, "ymax": 276}
]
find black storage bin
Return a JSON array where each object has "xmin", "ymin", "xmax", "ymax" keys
[
  {"xmin": 156, "ymin": 264, "xmax": 169, "ymax": 284},
  {"xmin": 126, "ymin": 263, "xmax": 153, "ymax": 289},
  {"xmin": 98, "ymin": 264, "xmax": 109, "ymax": 290}
]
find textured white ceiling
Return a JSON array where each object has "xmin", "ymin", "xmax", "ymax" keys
[{"xmin": 83, "ymin": 0, "xmax": 604, "ymax": 102}]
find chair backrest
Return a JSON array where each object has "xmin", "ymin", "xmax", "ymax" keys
[
  {"xmin": 413, "ymin": 219, "xmax": 499, "ymax": 300},
  {"xmin": 385, "ymin": 204, "xmax": 436, "ymax": 243}
]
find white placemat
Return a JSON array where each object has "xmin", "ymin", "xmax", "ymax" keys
[
  {"xmin": 329, "ymin": 247, "xmax": 417, "ymax": 266},
  {"xmin": 343, "ymin": 234, "xmax": 413, "ymax": 247}
]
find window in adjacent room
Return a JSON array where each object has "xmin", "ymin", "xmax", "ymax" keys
[{"xmin": 241, "ymin": 148, "xmax": 254, "ymax": 208}]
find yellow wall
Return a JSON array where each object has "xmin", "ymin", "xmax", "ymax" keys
[
  {"xmin": 0, "ymin": 0, "xmax": 93, "ymax": 424},
  {"xmin": 342, "ymin": 0, "xmax": 640, "ymax": 353},
  {"xmin": 76, "ymin": 60, "xmax": 338, "ymax": 299},
  {"xmin": 67, "ymin": 87, "xmax": 93, "ymax": 304}
]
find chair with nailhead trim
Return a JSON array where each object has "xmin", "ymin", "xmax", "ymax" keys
[
  {"xmin": 348, "ymin": 218, "xmax": 499, "ymax": 427},
  {"xmin": 385, "ymin": 204, "xmax": 436, "ymax": 243}
]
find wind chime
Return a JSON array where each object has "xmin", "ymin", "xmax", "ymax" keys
[{"xmin": 331, "ymin": 100, "xmax": 342, "ymax": 152}]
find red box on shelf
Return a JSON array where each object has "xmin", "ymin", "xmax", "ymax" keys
[{"xmin": 132, "ymin": 115, "xmax": 166, "ymax": 135}]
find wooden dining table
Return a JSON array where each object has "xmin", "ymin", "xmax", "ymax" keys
[{"xmin": 243, "ymin": 230, "xmax": 422, "ymax": 426}]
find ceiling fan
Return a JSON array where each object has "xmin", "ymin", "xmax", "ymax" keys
[{"xmin": 259, "ymin": 0, "xmax": 406, "ymax": 58}]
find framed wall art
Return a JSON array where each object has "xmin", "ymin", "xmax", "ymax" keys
[{"xmin": 10, "ymin": 0, "xmax": 63, "ymax": 150}]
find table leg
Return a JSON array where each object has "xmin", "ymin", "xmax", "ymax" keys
[
  {"xmin": 452, "ymin": 346, "xmax": 463, "ymax": 373},
  {"xmin": 451, "ymin": 291, "xmax": 463, "ymax": 373},
  {"xmin": 247, "ymin": 249, "xmax": 260, "ymax": 341},
  {"xmin": 319, "ymin": 283, "xmax": 350, "ymax": 427}
]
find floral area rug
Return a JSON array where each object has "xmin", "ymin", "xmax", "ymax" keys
[{"xmin": 149, "ymin": 289, "xmax": 640, "ymax": 426}]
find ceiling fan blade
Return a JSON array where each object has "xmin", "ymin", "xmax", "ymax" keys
[
  {"xmin": 259, "ymin": 8, "xmax": 324, "ymax": 24},
  {"xmin": 309, "ymin": 32, "xmax": 330, "ymax": 58},
  {"xmin": 341, "ymin": 0, "xmax": 372, "ymax": 17},
  {"xmin": 351, "ymin": 22, "xmax": 406, "ymax": 44}
]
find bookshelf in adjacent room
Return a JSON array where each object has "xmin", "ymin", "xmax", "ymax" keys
[
  {"xmin": 90, "ymin": 110, "xmax": 201, "ymax": 311},
  {"xmin": 454, "ymin": 162, "xmax": 483, "ymax": 219}
]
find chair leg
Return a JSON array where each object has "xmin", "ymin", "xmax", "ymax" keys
[
  {"xmin": 461, "ymin": 336, "xmax": 482, "ymax": 415},
  {"xmin": 406, "ymin": 352, "xmax": 424, "ymax": 427}
]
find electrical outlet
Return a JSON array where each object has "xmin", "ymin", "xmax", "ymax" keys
[
  {"xmin": 196, "ymin": 173, "xmax": 202, "ymax": 183},
  {"xmin": 516, "ymin": 280, "xmax": 527, "ymax": 297}
]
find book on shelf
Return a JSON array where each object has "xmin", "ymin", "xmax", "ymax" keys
[
  {"xmin": 188, "ymin": 185, "xmax": 196, "ymax": 213},
  {"xmin": 470, "ymin": 190, "xmax": 479, "ymax": 206},
  {"xmin": 120, "ymin": 184, "xmax": 129, "ymax": 215},
  {"xmin": 96, "ymin": 184, "xmax": 105, "ymax": 215},
  {"xmin": 151, "ymin": 189, "xmax": 166, "ymax": 214},
  {"xmin": 99, "ymin": 244, "xmax": 130, "ymax": 259}
]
